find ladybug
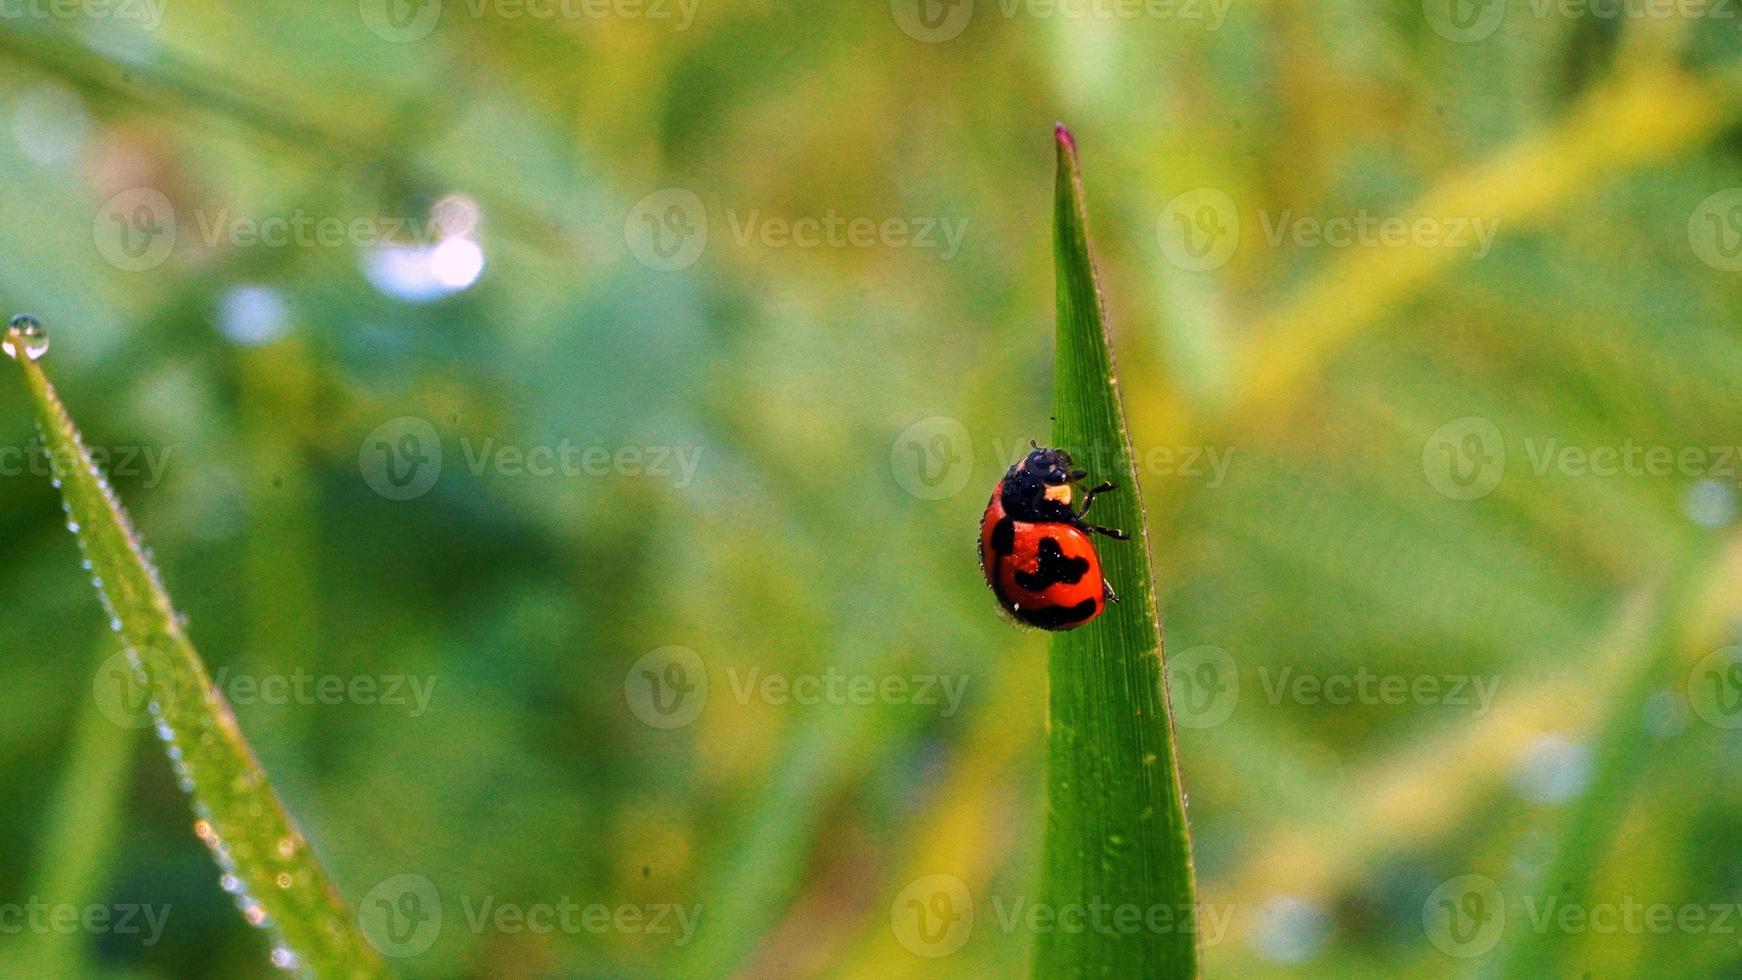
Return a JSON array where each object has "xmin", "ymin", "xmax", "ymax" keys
[{"xmin": 979, "ymin": 445, "xmax": 1128, "ymax": 630}]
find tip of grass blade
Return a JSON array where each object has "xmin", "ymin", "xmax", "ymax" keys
[{"xmin": 1054, "ymin": 122, "xmax": 1076, "ymax": 152}]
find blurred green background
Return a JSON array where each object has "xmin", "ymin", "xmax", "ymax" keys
[{"xmin": 3, "ymin": 1, "xmax": 1742, "ymax": 977}]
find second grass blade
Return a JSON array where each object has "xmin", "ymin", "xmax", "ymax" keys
[{"xmin": 6, "ymin": 325, "xmax": 386, "ymax": 978}]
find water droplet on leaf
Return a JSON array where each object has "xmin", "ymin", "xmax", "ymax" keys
[{"xmin": 3, "ymin": 314, "xmax": 48, "ymax": 362}]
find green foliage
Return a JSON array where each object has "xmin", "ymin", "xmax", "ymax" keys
[
  {"xmin": 1034, "ymin": 126, "xmax": 1198, "ymax": 979},
  {"xmin": 6, "ymin": 333, "xmax": 385, "ymax": 979},
  {"xmin": 4, "ymin": 9, "xmax": 1742, "ymax": 979}
]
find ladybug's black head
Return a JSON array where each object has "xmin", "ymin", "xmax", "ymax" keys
[
  {"xmin": 1016, "ymin": 446, "xmax": 1085, "ymax": 486},
  {"xmin": 1007, "ymin": 445, "xmax": 1090, "ymax": 512}
]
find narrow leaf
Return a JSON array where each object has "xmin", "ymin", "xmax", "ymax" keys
[
  {"xmin": 5, "ymin": 321, "xmax": 387, "ymax": 979},
  {"xmin": 1033, "ymin": 127, "xmax": 1200, "ymax": 978}
]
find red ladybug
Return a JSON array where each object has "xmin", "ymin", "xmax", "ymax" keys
[{"xmin": 979, "ymin": 445, "xmax": 1127, "ymax": 630}]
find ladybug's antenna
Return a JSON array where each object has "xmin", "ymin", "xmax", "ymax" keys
[{"xmin": 1030, "ymin": 439, "xmax": 1039, "ymax": 450}]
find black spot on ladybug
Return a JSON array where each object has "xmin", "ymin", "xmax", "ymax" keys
[
  {"xmin": 1019, "ymin": 597, "xmax": 1098, "ymax": 629},
  {"xmin": 1013, "ymin": 537, "xmax": 1089, "ymax": 592},
  {"xmin": 990, "ymin": 516, "xmax": 1016, "ymax": 555}
]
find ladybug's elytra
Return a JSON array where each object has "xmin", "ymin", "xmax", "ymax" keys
[{"xmin": 978, "ymin": 445, "xmax": 1127, "ymax": 630}]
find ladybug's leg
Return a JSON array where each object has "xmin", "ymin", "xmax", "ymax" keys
[
  {"xmin": 1077, "ymin": 481, "xmax": 1117, "ymax": 518},
  {"xmin": 1084, "ymin": 523, "xmax": 1130, "ymax": 540},
  {"xmin": 1104, "ymin": 580, "xmax": 1121, "ymax": 604}
]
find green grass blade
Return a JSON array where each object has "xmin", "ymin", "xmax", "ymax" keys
[
  {"xmin": 15, "ymin": 639, "xmax": 137, "ymax": 978},
  {"xmin": 5, "ymin": 324, "xmax": 387, "ymax": 979},
  {"xmin": 1033, "ymin": 126, "xmax": 1200, "ymax": 979},
  {"xmin": 1495, "ymin": 543, "xmax": 1719, "ymax": 976}
]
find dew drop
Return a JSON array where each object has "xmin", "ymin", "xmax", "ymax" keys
[
  {"xmin": 270, "ymin": 946, "xmax": 299, "ymax": 971},
  {"xmin": 2, "ymin": 314, "xmax": 48, "ymax": 362}
]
